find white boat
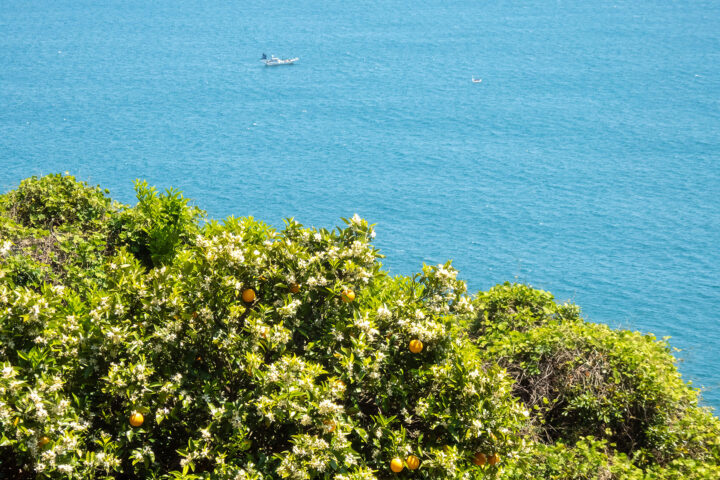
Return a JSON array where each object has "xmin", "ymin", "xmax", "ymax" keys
[
  {"xmin": 261, "ymin": 54, "xmax": 299, "ymax": 66},
  {"xmin": 472, "ymin": 77, "xmax": 482, "ymax": 83}
]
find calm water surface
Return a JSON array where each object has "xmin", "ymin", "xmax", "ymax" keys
[{"xmin": 1, "ymin": 1, "xmax": 719, "ymax": 405}]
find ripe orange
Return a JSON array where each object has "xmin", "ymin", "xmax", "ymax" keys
[
  {"xmin": 38, "ymin": 436, "xmax": 50, "ymax": 448},
  {"xmin": 242, "ymin": 289, "xmax": 256, "ymax": 303},
  {"xmin": 390, "ymin": 457, "xmax": 404, "ymax": 473},
  {"xmin": 290, "ymin": 283, "xmax": 300, "ymax": 293},
  {"xmin": 129, "ymin": 412, "xmax": 144, "ymax": 427},
  {"xmin": 489, "ymin": 453, "xmax": 500, "ymax": 465},
  {"xmin": 472, "ymin": 452, "xmax": 487, "ymax": 466},
  {"xmin": 341, "ymin": 289, "xmax": 355, "ymax": 303},
  {"xmin": 406, "ymin": 454, "xmax": 420, "ymax": 470},
  {"xmin": 409, "ymin": 339, "xmax": 423, "ymax": 353}
]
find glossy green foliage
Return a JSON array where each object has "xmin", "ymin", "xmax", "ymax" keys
[
  {"xmin": 111, "ymin": 181, "xmax": 205, "ymax": 269},
  {"xmin": 0, "ymin": 175, "xmax": 718, "ymax": 479},
  {"xmin": 472, "ymin": 283, "xmax": 720, "ymax": 476},
  {"xmin": 1, "ymin": 174, "xmax": 113, "ymax": 230},
  {"xmin": 471, "ymin": 282, "xmax": 581, "ymax": 338}
]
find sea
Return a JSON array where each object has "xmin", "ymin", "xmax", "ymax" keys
[{"xmin": 1, "ymin": 0, "xmax": 719, "ymax": 407}]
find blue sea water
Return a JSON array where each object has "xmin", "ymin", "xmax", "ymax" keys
[{"xmin": 1, "ymin": 1, "xmax": 719, "ymax": 406}]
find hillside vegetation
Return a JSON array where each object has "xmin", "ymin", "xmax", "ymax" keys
[{"xmin": 1, "ymin": 174, "xmax": 718, "ymax": 479}]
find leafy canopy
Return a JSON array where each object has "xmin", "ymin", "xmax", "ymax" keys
[{"xmin": 0, "ymin": 174, "xmax": 718, "ymax": 480}]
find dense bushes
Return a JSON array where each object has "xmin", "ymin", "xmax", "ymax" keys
[
  {"xmin": 0, "ymin": 174, "xmax": 113, "ymax": 230},
  {"xmin": 0, "ymin": 174, "xmax": 718, "ymax": 479},
  {"xmin": 110, "ymin": 181, "xmax": 204, "ymax": 269},
  {"xmin": 471, "ymin": 284, "xmax": 720, "ymax": 477}
]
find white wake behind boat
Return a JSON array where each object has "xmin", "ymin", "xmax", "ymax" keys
[{"xmin": 261, "ymin": 54, "xmax": 299, "ymax": 66}]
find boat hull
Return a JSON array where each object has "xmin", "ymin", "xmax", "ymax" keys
[{"xmin": 263, "ymin": 58, "xmax": 299, "ymax": 66}]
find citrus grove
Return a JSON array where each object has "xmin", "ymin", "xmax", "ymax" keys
[{"xmin": 1, "ymin": 174, "xmax": 719, "ymax": 479}]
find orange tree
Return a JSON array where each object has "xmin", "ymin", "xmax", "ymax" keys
[
  {"xmin": 0, "ymin": 175, "xmax": 528, "ymax": 479},
  {"xmin": 2, "ymin": 175, "xmax": 720, "ymax": 480}
]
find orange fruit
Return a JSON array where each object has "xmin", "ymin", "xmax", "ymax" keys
[
  {"xmin": 406, "ymin": 454, "xmax": 420, "ymax": 470},
  {"xmin": 489, "ymin": 453, "xmax": 500, "ymax": 466},
  {"xmin": 390, "ymin": 457, "xmax": 404, "ymax": 473},
  {"xmin": 472, "ymin": 452, "xmax": 487, "ymax": 466},
  {"xmin": 242, "ymin": 289, "xmax": 256, "ymax": 303},
  {"xmin": 409, "ymin": 339, "xmax": 423, "ymax": 353},
  {"xmin": 290, "ymin": 283, "xmax": 300, "ymax": 293},
  {"xmin": 129, "ymin": 412, "xmax": 144, "ymax": 427},
  {"xmin": 341, "ymin": 289, "xmax": 355, "ymax": 303},
  {"xmin": 38, "ymin": 436, "xmax": 50, "ymax": 448}
]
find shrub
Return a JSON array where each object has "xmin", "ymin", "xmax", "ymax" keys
[
  {"xmin": 110, "ymin": 181, "xmax": 204, "ymax": 268},
  {"xmin": 503, "ymin": 437, "xmax": 639, "ymax": 480},
  {"xmin": 472, "ymin": 283, "xmax": 720, "ymax": 471},
  {"xmin": 470, "ymin": 282, "xmax": 581, "ymax": 339},
  {"xmin": 0, "ymin": 181, "xmax": 528, "ymax": 478},
  {"xmin": 1, "ymin": 174, "xmax": 113, "ymax": 230},
  {"xmin": 1, "ymin": 175, "xmax": 718, "ymax": 479}
]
